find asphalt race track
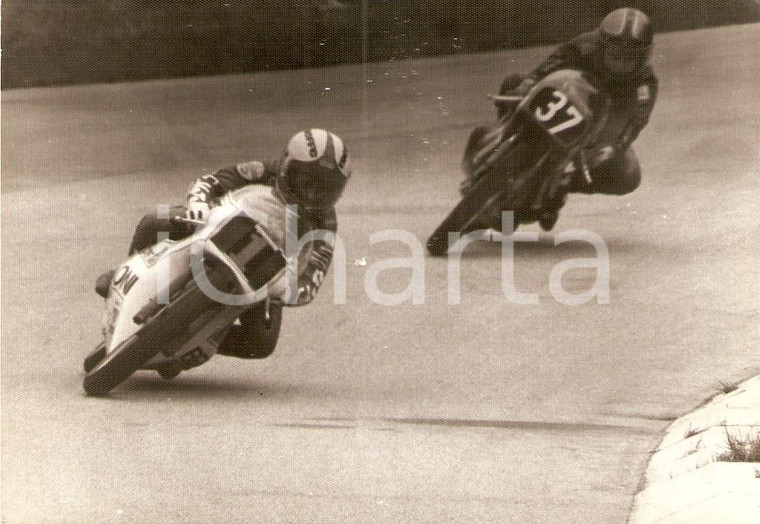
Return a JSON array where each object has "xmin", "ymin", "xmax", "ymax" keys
[{"xmin": 2, "ymin": 24, "xmax": 759, "ymax": 523}]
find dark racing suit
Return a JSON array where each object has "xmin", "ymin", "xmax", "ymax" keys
[
  {"xmin": 494, "ymin": 29, "xmax": 658, "ymax": 196},
  {"xmin": 127, "ymin": 159, "xmax": 337, "ymax": 359}
]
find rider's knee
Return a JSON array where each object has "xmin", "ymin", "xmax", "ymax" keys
[
  {"xmin": 129, "ymin": 206, "xmax": 186, "ymax": 254},
  {"xmin": 610, "ymin": 149, "xmax": 641, "ymax": 195},
  {"xmin": 129, "ymin": 213, "xmax": 165, "ymax": 254},
  {"xmin": 586, "ymin": 148, "xmax": 641, "ymax": 196},
  {"xmin": 217, "ymin": 302, "xmax": 282, "ymax": 359},
  {"xmin": 217, "ymin": 325, "xmax": 279, "ymax": 360}
]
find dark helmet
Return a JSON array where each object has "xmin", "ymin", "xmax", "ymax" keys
[
  {"xmin": 599, "ymin": 8, "xmax": 653, "ymax": 76},
  {"xmin": 276, "ymin": 129, "xmax": 351, "ymax": 211}
]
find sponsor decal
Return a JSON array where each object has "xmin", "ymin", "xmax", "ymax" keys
[
  {"xmin": 141, "ymin": 243, "xmax": 168, "ymax": 268},
  {"xmin": 189, "ymin": 175, "xmax": 219, "ymax": 200},
  {"xmin": 104, "ymin": 295, "xmax": 122, "ymax": 338},
  {"xmin": 112, "ymin": 266, "xmax": 139, "ymax": 296},
  {"xmin": 338, "ymin": 146, "xmax": 349, "ymax": 172},
  {"xmin": 304, "ymin": 130, "xmax": 319, "ymax": 158}
]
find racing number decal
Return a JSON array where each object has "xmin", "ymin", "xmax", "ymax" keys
[
  {"xmin": 532, "ymin": 89, "xmax": 585, "ymax": 136},
  {"xmin": 534, "ymin": 91, "xmax": 568, "ymax": 122}
]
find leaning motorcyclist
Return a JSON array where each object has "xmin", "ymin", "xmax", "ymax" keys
[
  {"xmin": 95, "ymin": 129, "xmax": 351, "ymax": 359},
  {"xmin": 477, "ymin": 7, "xmax": 658, "ymax": 229}
]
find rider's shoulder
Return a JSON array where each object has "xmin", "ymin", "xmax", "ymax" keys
[
  {"xmin": 235, "ymin": 160, "xmax": 267, "ymax": 181},
  {"xmin": 566, "ymin": 29, "xmax": 601, "ymax": 58}
]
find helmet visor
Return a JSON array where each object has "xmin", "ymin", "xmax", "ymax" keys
[
  {"xmin": 283, "ymin": 160, "xmax": 346, "ymax": 211},
  {"xmin": 604, "ymin": 42, "xmax": 649, "ymax": 75}
]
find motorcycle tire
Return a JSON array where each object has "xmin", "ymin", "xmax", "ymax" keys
[
  {"xmin": 83, "ymin": 278, "xmax": 225, "ymax": 396},
  {"xmin": 427, "ymin": 141, "xmax": 531, "ymax": 256},
  {"xmin": 83, "ymin": 342, "xmax": 107, "ymax": 373}
]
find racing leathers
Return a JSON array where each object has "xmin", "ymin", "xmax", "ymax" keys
[
  {"xmin": 493, "ymin": 28, "xmax": 658, "ymax": 196},
  {"xmin": 126, "ymin": 159, "xmax": 338, "ymax": 358}
]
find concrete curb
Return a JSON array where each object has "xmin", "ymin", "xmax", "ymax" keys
[{"xmin": 629, "ymin": 375, "xmax": 760, "ymax": 523}]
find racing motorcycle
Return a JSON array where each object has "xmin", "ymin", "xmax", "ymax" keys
[
  {"xmin": 427, "ymin": 68, "xmax": 615, "ymax": 256},
  {"xmin": 83, "ymin": 185, "xmax": 291, "ymax": 396}
]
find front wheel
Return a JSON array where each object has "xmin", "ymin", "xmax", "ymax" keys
[
  {"xmin": 84, "ymin": 280, "xmax": 223, "ymax": 396},
  {"xmin": 83, "ymin": 333, "xmax": 165, "ymax": 396},
  {"xmin": 83, "ymin": 342, "xmax": 107, "ymax": 373},
  {"xmin": 427, "ymin": 142, "xmax": 532, "ymax": 256}
]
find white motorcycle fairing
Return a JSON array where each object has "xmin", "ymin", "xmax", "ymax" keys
[{"xmin": 86, "ymin": 185, "xmax": 292, "ymax": 395}]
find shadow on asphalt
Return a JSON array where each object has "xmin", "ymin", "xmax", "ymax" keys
[
  {"xmin": 453, "ymin": 236, "xmax": 597, "ymax": 260},
  {"xmin": 79, "ymin": 373, "xmax": 279, "ymax": 402},
  {"xmin": 77, "ymin": 368, "xmax": 349, "ymax": 405},
  {"xmin": 450, "ymin": 234, "xmax": 688, "ymax": 260}
]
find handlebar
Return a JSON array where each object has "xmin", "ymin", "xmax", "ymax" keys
[
  {"xmin": 169, "ymin": 215, "xmax": 205, "ymax": 226},
  {"xmin": 487, "ymin": 93, "xmax": 524, "ymax": 105}
]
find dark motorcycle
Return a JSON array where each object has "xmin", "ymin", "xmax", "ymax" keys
[{"xmin": 427, "ymin": 69, "xmax": 614, "ymax": 256}]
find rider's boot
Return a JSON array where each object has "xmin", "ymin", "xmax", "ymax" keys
[
  {"xmin": 539, "ymin": 210, "xmax": 559, "ymax": 231},
  {"xmin": 95, "ymin": 269, "xmax": 116, "ymax": 298},
  {"xmin": 568, "ymin": 168, "xmax": 594, "ymax": 193}
]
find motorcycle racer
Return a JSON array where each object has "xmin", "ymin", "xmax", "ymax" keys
[
  {"xmin": 482, "ymin": 7, "xmax": 658, "ymax": 229},
  {"xmin": 95, "ymin": 129, "xmax": 351, "ymax": 359}
]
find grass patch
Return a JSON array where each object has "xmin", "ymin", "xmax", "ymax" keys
[
  {"xmin": 715, "ymin": 380, "xmax": 740, "ymax": 395},
  {"xmin": 684, "ymin": 424, "xmax": 707, "ymax": 439},
  {"xmin": 715, "ymin": 430, "xmax": 760, "ymax": 463}
]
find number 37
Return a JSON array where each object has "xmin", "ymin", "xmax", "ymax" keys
[{"xmin": 534, "ymin": 91, "xmax": 584, "ymax": 134}]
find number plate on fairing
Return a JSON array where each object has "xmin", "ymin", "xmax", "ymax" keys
[
  {"xmin": 529, "ymin": 87, "xmax": 588, "ymax": 146},
  {"xmin": 210, "ymin": 216, "xmax": 286, "ymax": 291}
]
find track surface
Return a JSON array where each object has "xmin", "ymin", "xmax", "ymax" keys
[{"xmin": 3, "ymin": 25, "xmax": 759, "ymax": 523}]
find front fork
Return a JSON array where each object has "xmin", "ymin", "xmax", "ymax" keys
[
  {"xmin": 263, "ymin": 296, "xmax": 273, "ymax": 329},
  {"xmin": 575, "ymin": 148, "xmax": 593, "ymax": 185}
]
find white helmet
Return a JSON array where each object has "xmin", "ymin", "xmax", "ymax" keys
[{"xmin": 277, "ymin": 129, "xmax": 351, "ymax": 211}]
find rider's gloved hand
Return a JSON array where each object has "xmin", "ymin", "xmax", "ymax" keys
[
  {"xmin": 186, "ymin": 199, "xmax": 210, "ymax": 221},
  {"xmin": 294, "ymin": 270, "xmax": 324, "ymax": 306}
]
